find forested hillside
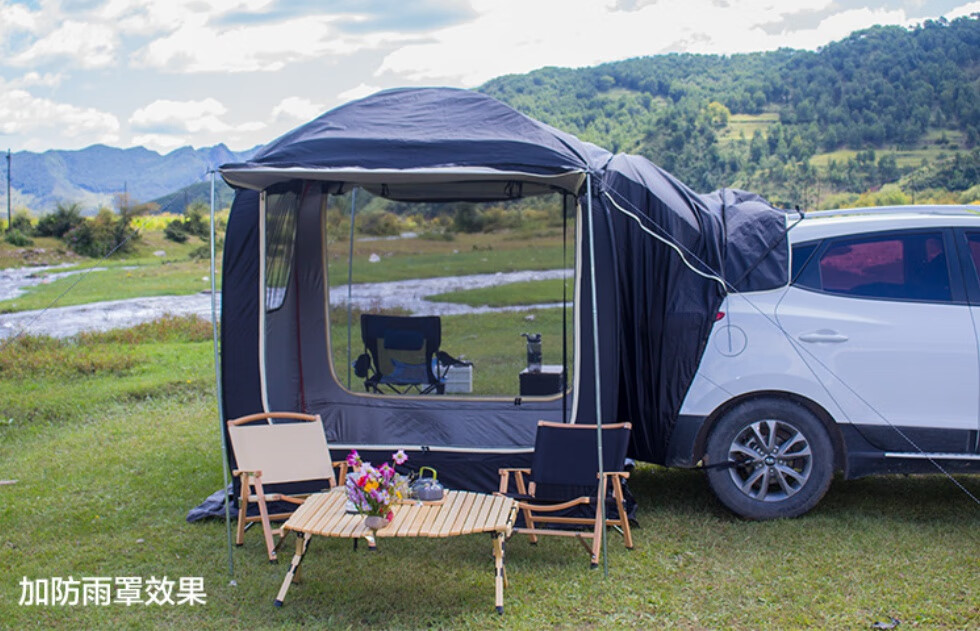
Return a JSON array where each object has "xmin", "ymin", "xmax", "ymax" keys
[{"xmin": 479, "ymin": 15, "xmax": 980, "ymax": 209}]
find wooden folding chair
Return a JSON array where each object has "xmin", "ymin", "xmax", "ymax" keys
[
  {"xmin": 497, "ymin": 421, "xmax": 634, "ymax": 568},
  {"xmin": 226, "ymin": 412, "xmax": 348, "ymax": 562}
]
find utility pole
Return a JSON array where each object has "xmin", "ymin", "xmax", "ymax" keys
[{"xmin": 5, "ymin": 149, "xmax": 10, "ymax": 233}]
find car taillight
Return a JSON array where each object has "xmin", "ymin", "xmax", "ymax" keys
[{"xmin": 715, "ymin": 311, "xmax": 726, "ymax": 321}]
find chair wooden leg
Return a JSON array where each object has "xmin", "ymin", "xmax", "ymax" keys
[
  {"xmin": 590, "ymin": 476, "xmax": 609, "ymax": 568},
  {"xmin": 514, "ymin": 475, "xmax": 539, "ymax": 545},
  {"xmin": 235, "ymin": 474, "xmax": 249, "ymax": 546},
  {"xmin": 521, "ymin": 507, "xmax": 539, "ymax": 544},
  {"xmin": 611, "ymin": 475, "xmax": 634, "ymax": 550},
  {"xmin": 251, "ymin": 475, "xmax": 278, "ymax": 562}
]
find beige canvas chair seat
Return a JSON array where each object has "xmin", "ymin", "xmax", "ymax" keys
[{"xmin": 227, "ymin": 412, "xmax": 347, "ymax": 562}]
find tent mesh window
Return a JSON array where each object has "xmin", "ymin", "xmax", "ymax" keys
[{"xmin": 264, "ymin": 185, "xmax": 300, "ymax": 311}]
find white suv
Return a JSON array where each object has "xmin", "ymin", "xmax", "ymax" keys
[{"xmin": 670, "ymin": 206, "xmax": 980, "ymax": 520}]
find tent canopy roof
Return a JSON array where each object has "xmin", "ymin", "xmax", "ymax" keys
[{"xmin": 221, "ymin": 87, "xmax": 609, "ymax": 200}]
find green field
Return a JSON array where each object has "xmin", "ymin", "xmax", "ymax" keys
[
  {"xmin": 327, "ymin": 230, "xmax": 570, "ymax": 286},
  {"xmin": 718, "ymin": 112, "xmax": 780, "ymax": 144},
  {"xmin": 428, "ymin": 278, "xmax": 571, "ymax": 308},
  {"xmin": 1, "ymin": 319, "xmax": 977, "ymax": 629}
]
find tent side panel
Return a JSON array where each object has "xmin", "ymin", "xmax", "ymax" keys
[
  {"xmin": 598, "ymin": 171, "xmax": 727, "ymax": 464},
  {"xmin": 263, "ymin": 188, "xmax": 322, "ymax": 411},
  {"xmin": 574, "ymin": 191, "xmax": 623, "ymax": 427},
  {"xmin": 295, "ymin": 189, "xmax": 332, "ymax": 407},
  {"xmin": 221, "ymin": 189, "xmax": 264, "ymax": 421}
]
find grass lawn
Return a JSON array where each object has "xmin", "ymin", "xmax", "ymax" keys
[
  {"xmin": 428, "ymin": 278, "xmax": 572, "ymax": 308},
  {"xmin": 1, "ymin": 318, "xmax": 977, "ymax": 629},
  {"xmin": 328, "ymin": 229, "xmax": 571, "ymax": 286}
]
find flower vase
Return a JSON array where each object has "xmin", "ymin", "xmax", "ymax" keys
[{"xmin": 363, "ymin": 515, "xmax": 388, "ymax": 532}]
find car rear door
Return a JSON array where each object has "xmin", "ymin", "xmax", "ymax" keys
[
  {"xmin": 776, "ymin": 228, "xmax": 978, "ymax": 452},
  {"xmin": 954, "ymin": 228, "xmax": 980, "ymax": 453}
]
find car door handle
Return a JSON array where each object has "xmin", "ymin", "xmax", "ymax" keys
[{"xmin": 798, "ymin": 330, "xmax": 849, "ymax": 343}]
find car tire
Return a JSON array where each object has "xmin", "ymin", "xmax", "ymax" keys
[{"xmin": 705, "ymin": 398, "xmax": 834, "ymax": 520}]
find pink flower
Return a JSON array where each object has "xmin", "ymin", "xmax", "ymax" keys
[
  {"xmin": 346, "ymin": 450, "xmax": 361, "ymax": 469},
  {"xmin": 392, "ymin": 449, "xmax": 408, "ymax": 465}
]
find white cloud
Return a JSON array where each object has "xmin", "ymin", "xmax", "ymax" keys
[
  {"xmin": 10, "ymin": 72, "xmax": 64, "ymax": 88},
  {"xmin": 336, "ymin": 83, "xmax": 383, "ymax": 103},
  {"xmin": 0, "ymin": 88, "xmax": 120, "ymax": 149},
  {"xmin": 11, "ymin": 21, "xmax": 117, "ymax": 68},
  {"xmin": 130, "ymin": 133, "xmax": 189, "ymax": 153},
  {"xmin": 375, "ymin": 0, "xmax": 919, "ymax": 85},
  {"xmin": 130, "ymin": 98, "xmax": 232, "ymax": 134},
  {"xmin": 946, "ymin": 2, "xmax": 980, "ymax": 20},
  {"xmin": 0, "ymin": 1, "xmax": 39, "ymax": 35},
  {"xmin": 129, "ymin": 98, "xmax": 268, "ymax": 150},
  {"xmin": 271, "ymin": 96, "xmax": 326, "ymax": 122},
  {"xmin": 134, "ymin": 13, "xmax": 409, "ymax": 73}
]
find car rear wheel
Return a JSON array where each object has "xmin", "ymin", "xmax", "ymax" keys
[{"xmin": 705, "ymin": 398, "xmax": 834, "ymax": 520}]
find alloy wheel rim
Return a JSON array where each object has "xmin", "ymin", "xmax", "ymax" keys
[{"xmin": 726, "ymin": 419, "xmax": 813, "ymax": 502}]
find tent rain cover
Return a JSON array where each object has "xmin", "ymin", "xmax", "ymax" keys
[{"xmin": 216, "ymin": 87, "xmax": 789, "ymax": 496}]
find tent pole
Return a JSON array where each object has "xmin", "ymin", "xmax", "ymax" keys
[
  {"xmin": 209, "ymin": 170, "xmax": 236, "ymax": 581},
  {"xmin": 584, "ymin": 174, "xmax": 607, "ymax": 577},
  {"xmin": 561, "ymin": 193, "xmax": 568, "ymax": 425},
  {"xmin": 346, "ymin": 189, "xmax": 357, "ymax": 389}
]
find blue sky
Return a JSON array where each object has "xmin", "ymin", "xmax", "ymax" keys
[{"xmin": 0, "ymin": 0, "xmax": 976, "ymax": 153}]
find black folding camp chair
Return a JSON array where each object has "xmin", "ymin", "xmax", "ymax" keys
[
  {"xmin": 354, "ymin": 314, "xmax": 471, "ymax": 395},
  {"xmin": 497, "ymin": 421, "xmax": 634, "ymax": 568}
]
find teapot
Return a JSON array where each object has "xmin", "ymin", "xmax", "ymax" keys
[{"xmin": 411, "ymin": 466, "xmax": 444, "ymax": 501}]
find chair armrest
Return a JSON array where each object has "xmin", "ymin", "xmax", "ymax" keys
[{"xmin": 517, "ymin": 496, "xmax": 592, "ymax": 512}]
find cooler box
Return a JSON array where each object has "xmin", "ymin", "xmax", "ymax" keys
[{"xmin": 441, "ymin": 364, "xmax": 473, "ymax": 393}]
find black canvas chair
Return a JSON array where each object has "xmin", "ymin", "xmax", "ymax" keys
[
  {"xmin": 354, "ymin": 314, "xmax": 470, "ymax": 395},
  {"xmin": 497, "ymin": 421, "xmax": 634, "ymax": 568}
]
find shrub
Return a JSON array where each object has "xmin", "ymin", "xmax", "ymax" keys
[
  {"xmin": 36, "ymin": 202, "xmax": 84, "ymax": 238},
  {"xmin": 65, "ymin": 207, "xmax": 139, "ymax": 258},
  {"xmin": 189, "ymin": 244, "xmax": 211, "ymax": 260},
  {"xmin": 3, "ymin": 229, "xmax": 33, "ymax": 246},
  {"xmin": 453, "ymin": 204, "xmax": 486, "ymax": 233},
  {"xmin": 184, "ymin": 202, "xmax": 210, "ymax": 239},
  {"xmin": 10, "ymin": 211, "xmax": 34, "ymax": 236},
  {"xmin": 359, "ymin": 210, "xmax": 402, "ymax": 236},
  {"xmin": 164, "ymin": 219, "xmax": 189, "ymax": 243}
]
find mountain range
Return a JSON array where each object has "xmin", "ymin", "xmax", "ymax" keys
[{"xmin": 5, "ymin": 143, "xmax": 256, "ymax": 214}]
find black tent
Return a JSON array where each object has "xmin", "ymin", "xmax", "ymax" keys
[{"xmin": 217, "ymin": 87, "xmax": 788, "ymax": 493}]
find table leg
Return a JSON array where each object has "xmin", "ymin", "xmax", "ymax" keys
[
  {"xmin": 493, "ymin": 531, "xmax": 505, "ymax": 614},
  {"xmin": 274, "ymin": 532, "xmax": 310, "ymax": 607}
]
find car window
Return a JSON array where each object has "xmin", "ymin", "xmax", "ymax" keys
[
  {"xmin": 796, "ymin": 231, "xmax": 951, "ymax": 302},
  {"xmin": 965, "ymin": 232, "xmax": 980, "ymax": 284},
  {"xmin": 791, "ymin": 243, "xmax": 818, "ymax": 283}
]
